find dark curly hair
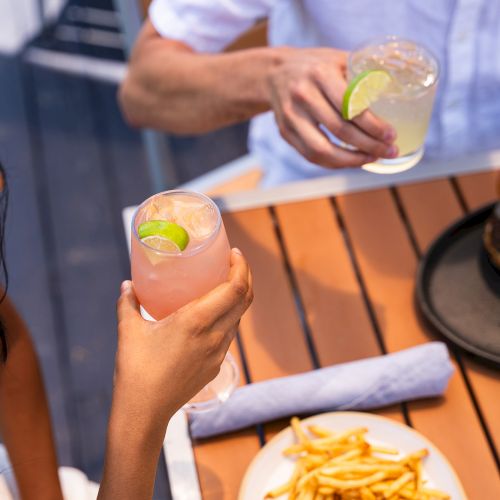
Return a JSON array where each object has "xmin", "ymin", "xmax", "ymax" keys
[{"xmin": 0, "ymin": 163, "xmax": 8, "ymax": 362}]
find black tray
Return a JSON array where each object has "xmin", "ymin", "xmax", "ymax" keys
[{"xmin": 416, "ymin": 203, "xmax": 500, "ymax": 366}]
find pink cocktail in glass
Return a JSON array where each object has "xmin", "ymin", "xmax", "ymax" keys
[{"xmin": 131, "ymin": 190, "xmax": 239, "ymax": 410}]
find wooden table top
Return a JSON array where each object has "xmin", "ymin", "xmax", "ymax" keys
[{"xmin": 190, "ymin": 171, "xmax": 500, "ymax": 500}]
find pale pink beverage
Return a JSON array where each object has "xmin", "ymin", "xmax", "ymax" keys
[
  {"xmin": 131, "ymin": 190, "xmax": 238, "ymax": 411},
  {"xmin": 131, "ymin": 191, "xmax": 231, "ymax": 320}
]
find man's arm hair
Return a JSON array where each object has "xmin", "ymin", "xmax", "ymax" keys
[{"xmin": 119, "ymin": 19, "xmax": 284, "ymax": 134}]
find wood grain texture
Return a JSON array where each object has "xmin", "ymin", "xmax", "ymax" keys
[
  {"xmin": 337, "ymin": 188, "xmax": 500, "ymax": 500},
  {"xmin": 460, "ymin": 358, "xmax": 500, "ymax": 453},
  {"xmin": 207, "ymin": 168, "xmax": 262, "ymax": 197},
  {"xmin": 396, "ymin": 179, "xmax": 464, "ymax": 252},
  {"xmin": 225, "ymin": 207, "xmax": 319, "ymax": 446},
  {"xmin": 275, "ymin": 199, "xmax": 382, "ymax": 365},
  {"xmin": 193, "ymin": 343, "xmax": 261, "ymax": 500},
  {"xmin": 455, "ymin": 171, "xmax": 498, "ymax": 210},
  {"xmin": 223, "ymin": 209, "xmax": 313, "ymax": 381},
  {"xmin": 194, "ymin": 430, "xmax": 261, "ymax": 500},
  {"xmin": 275, "ymin": 199, "xmax": 404, "ymax": 423}
]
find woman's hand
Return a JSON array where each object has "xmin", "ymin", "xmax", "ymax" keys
[
  {"xmin": 267, "ymin": 47, "xmax": 398, "ymax": 168},
  {"xmin": 113, "ymin": 247, "xmax": 253, "ymax": 428},
  {"xmin": 99, "ymin": 248, "xmax": 252, "ymax": 500}
]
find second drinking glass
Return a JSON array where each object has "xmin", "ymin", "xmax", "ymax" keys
[
  {"xmin": 131, "ymin": 190, "xmax": 239, "ymax": 412},
  {"xmin": 347, "ymin": 35, "xmax": 439, "ymax": 173}
]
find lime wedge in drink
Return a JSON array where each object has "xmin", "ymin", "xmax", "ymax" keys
[
  {"xmin": 342, "ymin": 70, "xmax": 391, "ymax": 120},
  {"xmin": 138, "ymin": 220, "xmax": 190, "ymax": 251},
  {"xmin": 140, "ymin": 236, "xmax": 182, "ymax": 253}
]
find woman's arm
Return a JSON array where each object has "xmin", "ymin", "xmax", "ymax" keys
[
  {"xmin": 98, "ymin": 249, "xmax": 253, "ymax": 499},
  {"xmin": 0, "ymin": 296, "xmax": 63, "ymax": 500}
]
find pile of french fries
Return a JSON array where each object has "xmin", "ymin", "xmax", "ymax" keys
[{"xmin": 265, "ymin": 417, "xmax": 450, "ymax": 500}]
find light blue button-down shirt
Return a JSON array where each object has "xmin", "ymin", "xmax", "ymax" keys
[{"xmin": 150, "ymin": 0, "xmax": 500, "ymax": 186}]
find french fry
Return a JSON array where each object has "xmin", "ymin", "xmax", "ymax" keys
[
  {"xmin": 361, "ymin": 486, "xmax": 376, "ymax": 500},
  {"xmin": 421, "ymin": 487, "xmax": 450, "ymax": 499},
  {"xmin": 289, "ymin": 461, "xmax": 306, "ymax": 500},
  {"xmin": 360, "ymin": 456, "xmax": 399, "ymax": 465},
  {"xmin": 264, "ymin": 477, "xmax": 293, "ymax": 498},
  {"xmin": 303, "ymin": 455, "xmax": 330, "ymax": 469},
  {"xmin": 332, "ymin": 448, "xmax": 365, "ymax": 463},
  {"xmin": 312, "ymin": 427, "xmax": 368, "ymax": 447},
  {"xmin": 297, "ymin": 487, "xmax": 314, "ymax": 500},
  {"xmin": 415, "ymin": 459, "xmax": 423, "ymax": 494},
  {"xmin": 317, "ymin": 486, "xmax": 334, "ymax": 495},
  {"xmin": 296, "ymin": 449, "xmax": 366, "ymax": 490},
  {"xmin": 319, "ymin": 471, "xmax": 387, "ymax": 489},
  {"xmin": 308, "ymin": 425, "xmax": 334, "ymax": 438},
  {"xmin": 284, "ymin": 442, "xmax": 361, "ymax": 457},
  {"xmin": 399, "ymin": 449, "xmax": 428, "ymax": 465},
  {"xmin": 399, "ymin": 485, "xmax": 420, "ymax": 500},
  {"xmin": 321, "ymin": 463, "xmax": 405, "ymax": 476},
  {"xmin": 369, "ymin": 445, "xmax": 400, "ymax": 455},
  {"xmin": 292, "ymin": 417, "xmax": 310, "ymax": 444},
  {"xmin": 295, "ymin": 490, "xmax": 305, "ymax": 500},
  {"xmin": 383, "ymin": 471, "xmax": 414, "ymax": 498},
  {"xmin": 371, "ymin": 481, "xmax": 394, "ymax": 493},
  {"xmin": 283, "ymin": 443, "xmax": 305, "ymax": 456}
]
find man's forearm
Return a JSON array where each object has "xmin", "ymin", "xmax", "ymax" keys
[
  {"xmin": 0, "ymin": 298, "xmax": 62, "ymax": 500},
  {"xmin": 119, "ymin": 20, "xmax": 284, "ymax": 133}
]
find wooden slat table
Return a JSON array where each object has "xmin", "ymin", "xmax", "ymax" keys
[{"xmin": 191, "ymin": 170, "xmax": 500, "ymax": 500}]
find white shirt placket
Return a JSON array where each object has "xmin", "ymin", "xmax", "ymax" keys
[{"xmin": 441, "ymin": 0, "xmax": 482, "ymax": 150}]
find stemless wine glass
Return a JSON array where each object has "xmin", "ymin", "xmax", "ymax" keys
[
  {"xmin": 131, "ymin": 190, "xmax": 239, "ymax": 411},
  {"xmin": 348, "ymin": 35, "xmax": 439, "ymax": 174}
]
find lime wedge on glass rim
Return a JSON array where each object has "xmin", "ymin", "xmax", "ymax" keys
[
  {"xmin": 342, "ymin": 70, "xmax": 391, "ymax": 120},
  {"xmin": 138, "ymin": 220, "xmax": 190, "ymax": 252}
]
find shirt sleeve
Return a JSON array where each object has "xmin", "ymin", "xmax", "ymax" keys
[{"xmin": 148, "ymin": 0, "xmax": 272, "ymax": 53}]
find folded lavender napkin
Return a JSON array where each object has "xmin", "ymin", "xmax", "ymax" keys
[{"xmin": 189, "ymin": 342, "xmax": 454, "ymax": 439}]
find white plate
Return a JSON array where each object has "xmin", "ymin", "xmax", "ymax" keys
[{"xmin": 238, "ymin": 412, "xmax": 467, "ymax": 500}]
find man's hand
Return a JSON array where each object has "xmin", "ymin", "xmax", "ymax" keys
[{"xmin": 267, "ymin": 47, "xmax": 398, "ymax": 168}]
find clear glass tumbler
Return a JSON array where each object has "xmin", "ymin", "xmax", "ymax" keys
[
  {"xmin": 347, "ymin": 35, "xmax": 439, "ymax": 174},
  {"xmin": 131, "ymin": 190, "xmax": 239, "ymax": 411}
]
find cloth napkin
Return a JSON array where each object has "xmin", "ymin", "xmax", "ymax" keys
[{"xmin": 189, "ymin": 342, "xmax": 454, "ymax": 439}]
